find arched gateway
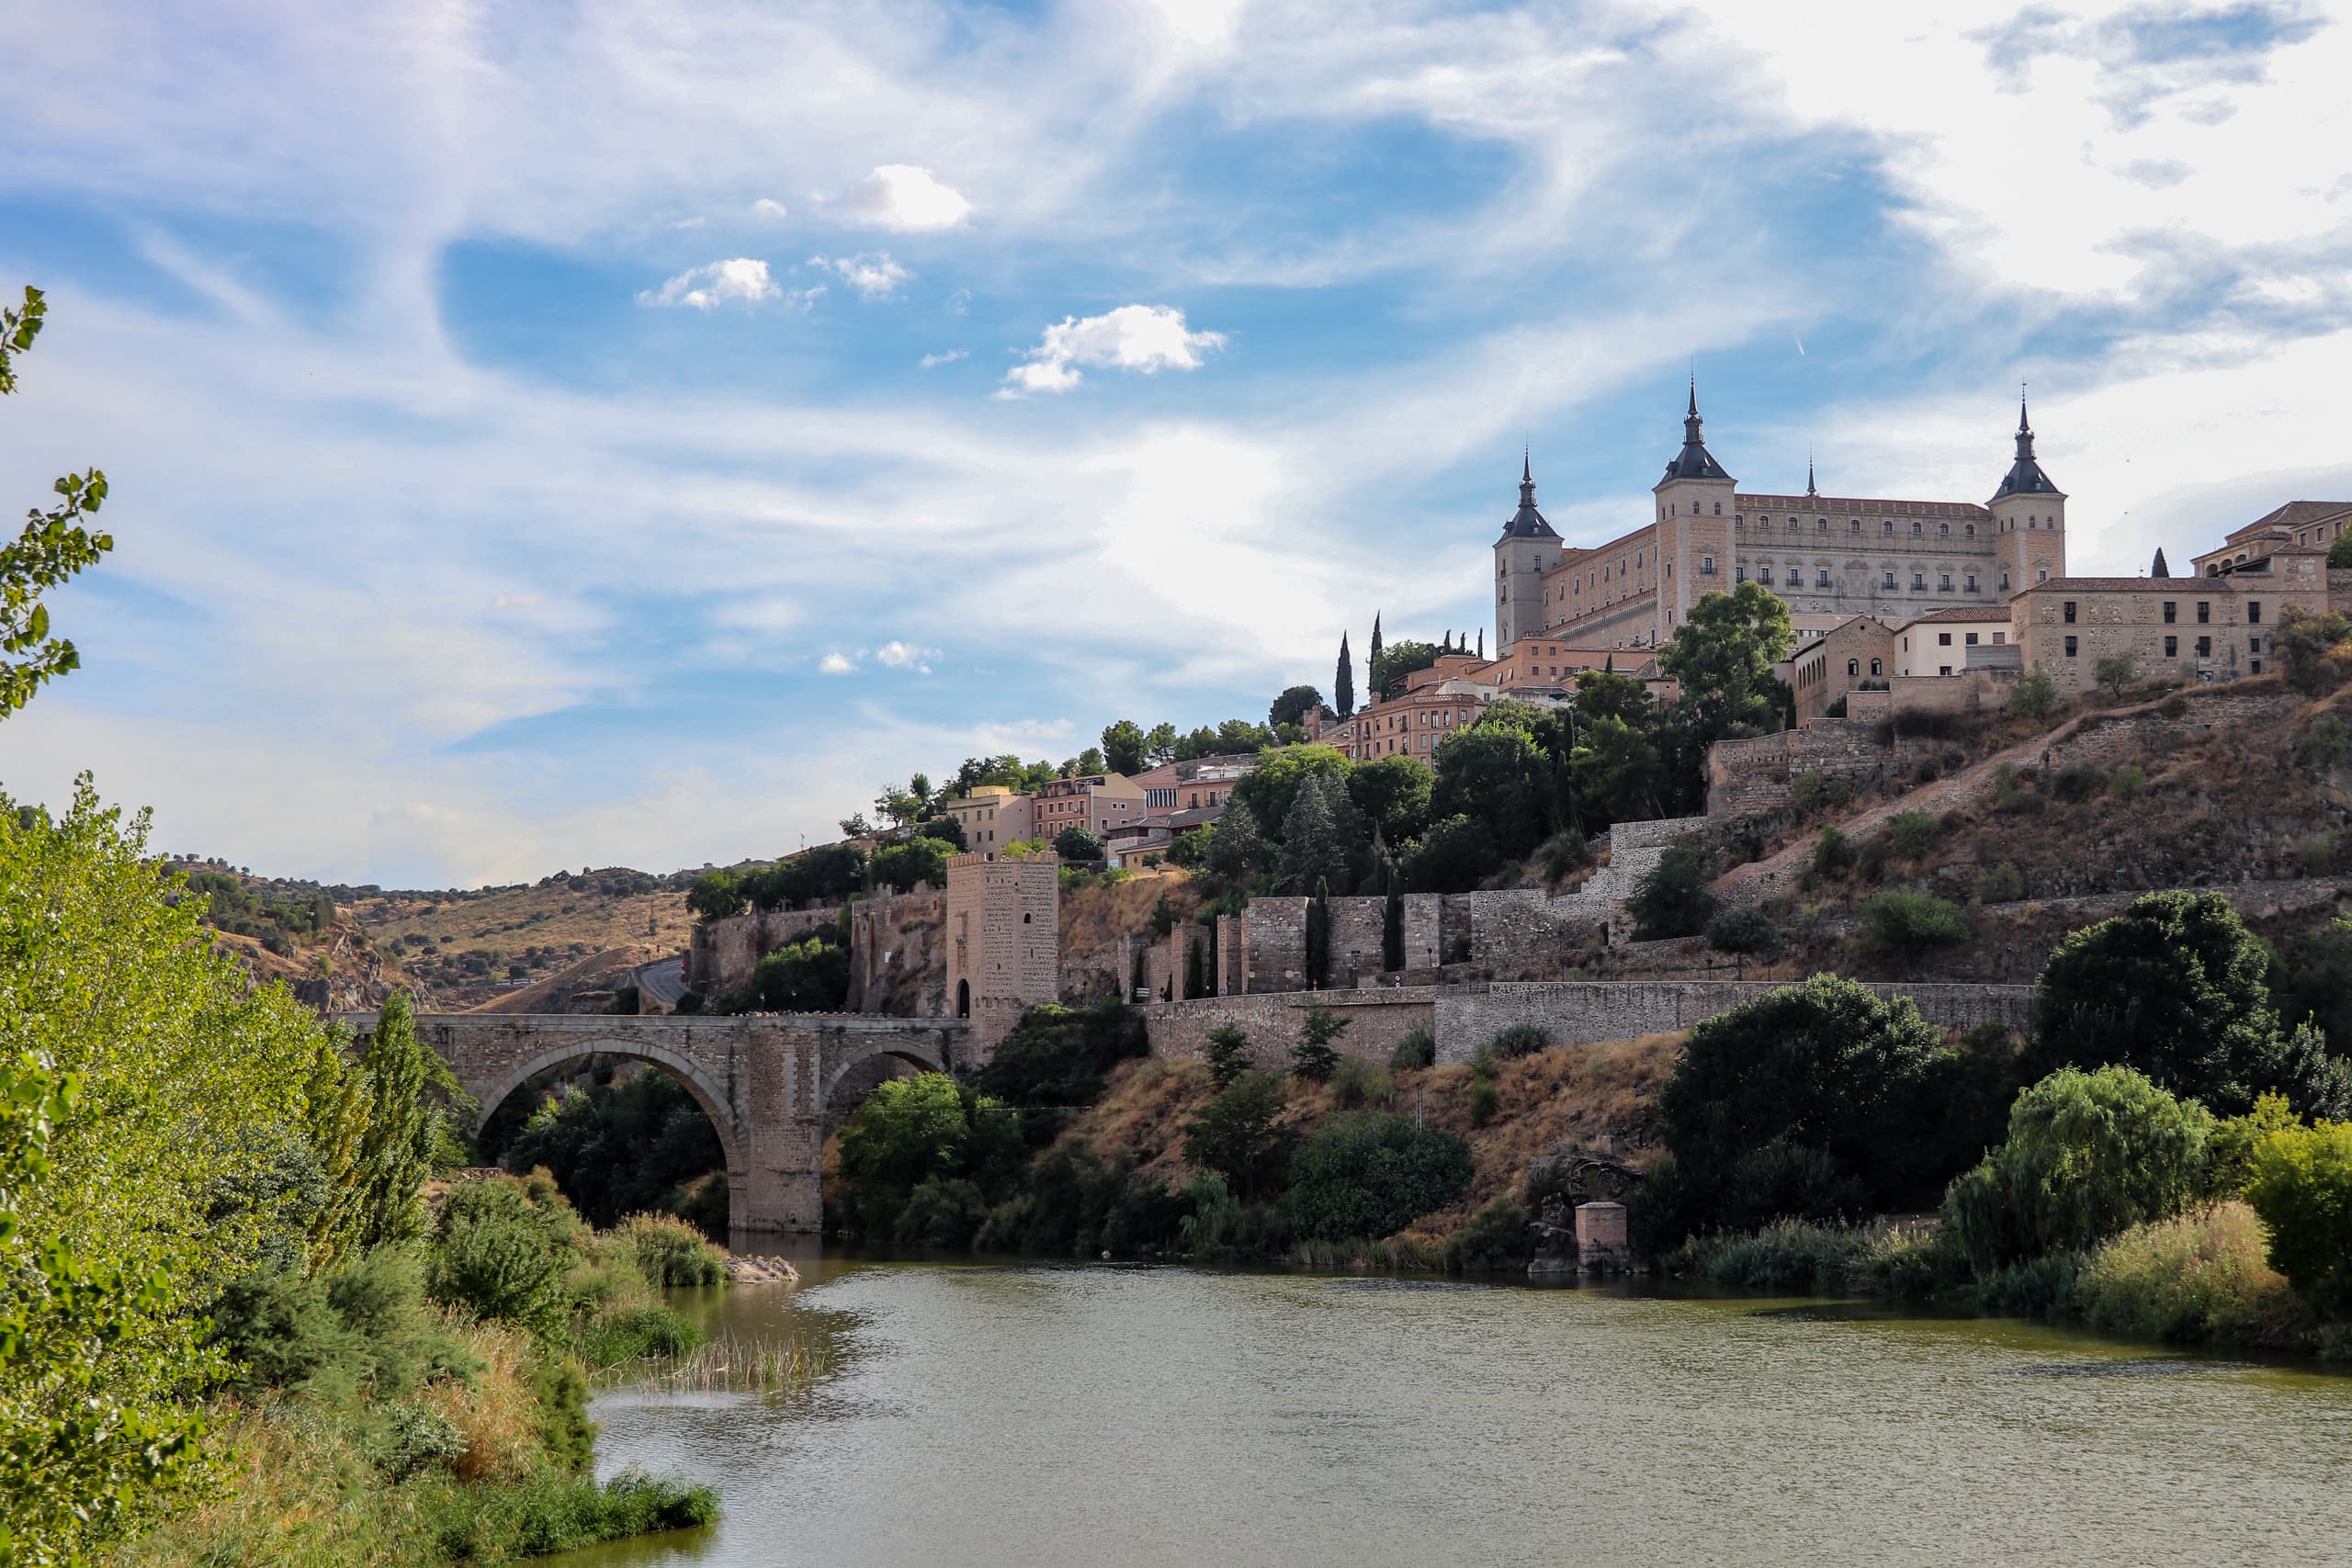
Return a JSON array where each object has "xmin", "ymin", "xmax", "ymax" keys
[{"xmin": 344, "ymin": 1012, "xmax": 972, "ymax": 1235}]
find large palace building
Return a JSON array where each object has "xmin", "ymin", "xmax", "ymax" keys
[{"xmin": 1493, "ymin": 389, "xmax": 2067, "ymax": 660}]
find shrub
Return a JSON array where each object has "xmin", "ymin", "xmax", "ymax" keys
[
  {"xmin": 2296, "ymin": 829, "xmax": 2345, "ymax": 874},
  {"xmin": 1972, "ymin": 861, "xmax": 2027, "ymax": 906},
  {"xmin": 1290, "ymin": 1003, "xmax": 1349, "ymax": 1081},
  {"xmin": 1856, "ymin": 888, "xmax": 1969, "ymax": 957},
  {"xmin": 1482, "ymin": 1023, "xmax": 1549, "ymax": 1062},
  {"xmin": 2245, "ymin": 1120, "xmax": 2352, "ymax": 1319},
  {"xmin": 2007, "ymin": 665, "xmax": 2059, "ymax": 719},
  {"xmin": 1943, "ymin": 1066, "xmax": 2212, "ymax": 1273},
  {"xmin": 1810, "ymin": 826, "xmax": 1855, "ymax": 879},
  {"xmin": 1444, "ymin": 1195, "xmax": 1532, "ymax": 1272},
  {"xmin": 975, "ymin": 1002, "xmax": 1149, "ymax": 1114},
  {"xmin": 2109, "ymin": 764, "xmax": 2147, "ymax": 799},
  {"xmin": 1672, "ymin": 1218, "xmax": 1952, "ymax": 1297},
  {"xmin": 1704, "ymin": 906, "xmax": 1778, "ymax": 955},
  {"xmin": 1467, "ymin": 1075, "xmax": 1500, "ymax": 1128},
  {"xmin": 425, "ymin": 1179, "xmax": 573, "ymax": 1338},
  {"xmin": 1283, "ymin": 1113, "xmax": 1474, "ymax": 1242},
  {"xmin": 574, "ymin": 1304, "xmax": 703, "ymax": 1370},
  {"xmin": 2297, "ymin": 716, "xmax": 2352, "ymax": 767},
  {"xmin": 1388, "ymin": 1030, "xmax": 1436, "ymax": 1071},
  {"xmin": 1628, "ymin": 842, "xmax": 1715, "ymax": 941},
  {"xmin": 1535, "ymin": 828, "xmax": 1590, "ymax": 886},
  {"xmin": 1053, "ymin": 825, "xmax": 1104, "ymax": 862},
  {"xmin": 2276, "ymin": 604, "xmax": 2352, "ymax": 695},
  {"xmin": 892, "ymin": 1177, "xmax": 991, "ymax": 1248},
  {"xmin": 1791, "ymin": 771, "xmax": 1851, "ymax": 816},
  {"xmin": 2092, "ymin": 653, "xmax": 2137, "ymax": 698},
  {"xmin": 1883, "ymin": 809, "xmax": 1939, "ymax": 861},
  {"xmin": 2075, "ymin": 1201, "xmax": 2301, "ymax": 1346},
  {"xmin": 612, "ymin": 1212, "xmax": 724, "ymax": 1288},
  {"xmin": 1329, "ymin": 1056, "xmax": 1395, "ymax": 1111},
  {"xmin": 2051, "ymin": 762, "xmax": 2107, "ymax": 804},
  {"xmin": 2204, "ymin": 1093, "xmax": 2299, "ymax": 1199},
  {"xmin": 1182, "ymin": 1072, "xmax": 1296, "ymax": 1203}
]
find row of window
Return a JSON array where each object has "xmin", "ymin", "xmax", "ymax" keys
[
  {"xmin": 2062, "ymin": 634, "xmax": 2253, "ymax": 660},
  {"xmin": 1741, "ymin": 565, "xmax": 1982, "ymax": 592},
  {"xmin": 2060, "ymin": 600, "xmax": 2255, "ymax": 626},
  {"xmin": 1739, "ymin": 517, "xmax": 1987, "ymax": 539}
]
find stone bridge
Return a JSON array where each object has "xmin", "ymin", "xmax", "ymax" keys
[{"xmin": 346, "ymin": 1012, "xmax": 975, "ymax": 1235}]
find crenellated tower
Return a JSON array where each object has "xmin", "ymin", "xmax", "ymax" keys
[
  {"xmin": 1988, "ymin": 392, "xmax": 2066, "ymax": 597},
  {"xmin": 1494, "ymin": 451, "xmax": 1560, "ymax": 650}
]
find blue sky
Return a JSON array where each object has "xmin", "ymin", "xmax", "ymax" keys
[{"xmin": 3, "ymin": 0, "xmax": 2348, "ymax": 886}]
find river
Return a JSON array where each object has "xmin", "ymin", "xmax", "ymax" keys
[{"xmin": 558, "ymin": 1255, "xmax": 2352, "ymax": 1567}]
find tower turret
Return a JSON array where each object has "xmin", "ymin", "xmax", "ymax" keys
[
  {"xmin": 1495, "ymin": 451, "xmax": 1559, "ymax": 651},
  {"xmin": 1988, "ymin": 391, "xmax": 2066, "ymax": 596},
  {"xmin": 1653, "ymin": 380, "xmax": 1737, "ymax": 638}
]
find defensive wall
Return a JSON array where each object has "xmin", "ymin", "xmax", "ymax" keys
[
  {"xmin": 1140, "ymin": 978, "xmax": 2032, "ymax": 1066},
  {"xmin": 688, "ymin": 886, "xmax": 945, "ymax": 1005}
]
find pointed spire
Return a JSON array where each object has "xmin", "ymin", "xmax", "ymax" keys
[
  {"xmin": 1992, "ymin": 383, "xmax": 2062, "ymax": 501},
  {"xmin": 1805, "ymin": 448, "xmax": 1817, "ymax": 498},
  {"xmin": 1660, "ymin": 378, "xmax": 1733, "ymax": 485},
  {"xmin": 1501, "ymin": 451, "xmax": 1557, "ymax": 539},
  {"xmin": 1522, "ymin": 446, "xmax": 1532, "ymax": 484}
]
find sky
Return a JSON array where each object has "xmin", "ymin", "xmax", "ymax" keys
[{"xmin": 2, "ymin": 0, "xmax": 2348, "ymax": 888}]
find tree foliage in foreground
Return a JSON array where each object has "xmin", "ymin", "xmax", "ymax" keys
[{"xmin": 2, "ymin": 287, "xmax": 115, "ymax": 721}]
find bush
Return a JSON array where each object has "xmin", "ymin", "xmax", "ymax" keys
[
  {"xmin": 1467, "ymin": 1075, "xmax": 1500, "ymax": 1128},
  {"xmin": 2051, "ymin": 762, "xmax": 2107, "ymax": 804},
  {"xmin": 1329, "ymin": 1056, "xmax": 1394, "ymax": 1111},
  {"xmin": 2245, "ymin": 1120, "xmax": 2352, "ymax": 1319},
  {"xmin": 893, "ymin": 1177, "xmax": 990, "ymax": 1249},
  {"xmin": 1182, "ymin": 1072, "xmax": 1296, "ymax": 1203},
  {"xmin": 612, "ymin": 1212, "xmax": 724, "ymax": 1287},
  {"xmin": 1388, "ymin": 1030, "xmax": 1436, "ymax": 1071},
  {"xmin": 425, "ymin": 1178, "xmax": 574, "ymax": 1337},
  {"xmin": 1856, "ymin": 888, "xmax": 1968, "ymax": 957},
  {"xmin": 424, "ymin": 1471, "xmax": 719, "ymax": 1560},
  {"xmin": 1283, "ymin": 1113, "xmax": 1474, "ymax": 1242},
  {"xmin": 2109, "ymin": 764, "xmax": 2147, "ymax": 799},
  {"xmin": 1883, "ymin": 809, "xmax": 1939, "ymax": 861},
  {"xmin": 975, "ymin": 1003, "xmax": 1149, "ymax": 1118},
  {"xmin": 1972, "ymin": 861, "xmax": 2027, "ymax": 906},
  {"xmin": 1444, "ymin": 1195, "xmax": 1532, "ymax": 1272},
  {"xmin": 1811, "ymin": 826, "xmax": 1855, "ymax": 879},
  {"xmin": 1628, "ymin": 842, "xmax": 1715, "ymax": 941},
  {"xmin": 1704, "ymin": 906, "xmax": 1778, "ymax": 955},
  {"xmin": 2276, "ymin": 604, "xmax": 2352, "ymax": 695},
  {"xmin": 2297, "ymin": 716, "xmax": 2352, "ymax": 766},
  {"xmin": 1535, "ymin": 828, "xmax": 1590, "ymax": 886},
  {"xmin": 1203, "ymin": 1023, "xmax": 1252, "ymax": 1089},
  {"xmin": 1482, "ymin": 1023, "xmax": 1549, "ymax": 1062},
  {"xmin": 2008, "ymin": 665, "xmax": 2059, "ymax": 719},
  {"xmin": 574, "ymin": 1304, "xmax": 704, "ymax": 1370},
  {"xmin": 2075, "ymin": 1201, "xmax": 2301, "ymax": 1345},
  {"xmin": 1672, "ymin": 1218, "xmax": 1953, "ymax": 1297},
  {"xmin": 1943, "ymin": 1066, "xmax": 2212, "ymax": 1273},
  {"xmin": 1053, "ymin": 825, "xmax": 1103, "ymax": 862}
]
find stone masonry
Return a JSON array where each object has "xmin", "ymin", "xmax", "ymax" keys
[{"xmin": 945, "ymin": 852, "xmax": 1060, "ymax": 1047}]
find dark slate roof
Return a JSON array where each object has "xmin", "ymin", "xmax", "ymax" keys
[
  {"xmin": 1498, "ymin": 453, "xmax": 1560, "ymax": 540},
  {"xmin": 1991, "ymin": 395, "xmax": 2063, "ymax": 501},
  {"xmin": 1659, "ymin": 385, "xmax": 1734, "ymax": 484}
]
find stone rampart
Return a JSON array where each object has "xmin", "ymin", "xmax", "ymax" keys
[
  {"xmin": 690, "ymin": 888, "xmax": 943, "ymax": 999},
  {"xmin": 1706, "ymin": 720, "xmax": 1934, "ymax": 819},
  {"xmin": 1143, "ymin": 988, "xmax": 1436, "ymax": 1068}
]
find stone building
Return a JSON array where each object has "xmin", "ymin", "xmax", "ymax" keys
[
  {"xmin": 1495, "ymin": 391, "xmax": 2067, "ymax": 655},
  {"xmin": 943, "ymin": 784, "xmax": 1034, "ymax": 853},
  {"xmin": 2008, "ymin": 575, "xmax": 2299, "ymax": 694},
  {"xmin": 1130, "ymin": 753, "xmax": 1258, "ymax": 821},
  {"xmin": 1032, "ymin": 773, "xmax": 1146, "ymax": 843},
  {"xmin": 2194, "ymin": 501, "xmax": 2352, "ymax": 576},
  {"xmin": 944, "ymin": 851, "xmax": 1059, "ymax": 1043},
  {"xmin": 1892, "ymin": 606, "xmax": 2017, "ymax": 678},
  {"xmin": 1786, "ymin": 615, "xmax": 1896, "ymax": 722}
]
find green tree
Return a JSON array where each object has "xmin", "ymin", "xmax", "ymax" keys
[
  {"xmin": 1943, "ymin": 1066, "xmax": 2213, "ymax": 1271},
  {"xmin": 2092, "ymin": 651, "xmax": 2137, "ymax": 698},
  {"xmin": 1381, "ymin": 867, "xmax": 1405, "ymax": 973},
  {"xmin": 2275, "ymin": 604, "xmax": 2352, "ymax": 695},
  {"xmin": 1053, "ymin": 825, "xmax": 1103, "ymax": 862},
  {"xmin": 1143, "ymin": 722, "xmax": 1179, "ymax": 766},
  {"xmin": 1405, "ymin": 814, "xmax": 1497, "ymax": 894},
  {"xmin": 2030, "ymin": 890, "xmax": 2352, "ymax": 1118},
  {"xmin": 1572, "ymin": 666, "xmax": 1657, "ymax": 728},
  {"xmin": 1202, "ymin": 807, "xmax": 1272, "ymax": 888},
  {"xmin": 2245, "ymin": 1120, "xmax": 2352, "ymax": 1319},
  {"xmin": 1290, "ymin": 1003, "xmax": 1349, "ymax": 1081},
  {"xmin": 1276, "ymin": 777, "xmax": 1359, "ymax": 896},
  {"xmin": 1346, "ymin": 753, "xmax": 1432, "ymax": 845},
  {"xmin": 1369, "ymin": 638, "xmax": 1441, "ymax": 697},
  {"xmin": 3, "ymin": 288, "xmax": 115, "ymax": 720},
  {"xmin": 872, "ymin": 835, "xmax": 950, "ymax": 892},
  {"xmin": 1283, "ymin": 1113, "xmax": 1473, "ymax": 1241},
  {"xmin": 1568, "ymin": 713, "xmax": 1668, "ymax": 829},
  {"xmin": 1431, "ymin": 719, "xmax": 1554, "ymax": 862},
  {"xmin": 747, "ymin": 934, "xmax": 851, "ymax": 1011},
  {"xmin": 2008, "ymin": 664, "xmax": 2060, "ymax": 719},
  {"xmin": 1101, "ymin": 719, "xmax": 1148, "ymax": 776},
  {"xmin": 1182, "ymin": 1071, "xmax": 1295, "ymax": 1202},
  {"xmin": 0, "ymin": 1052, "xmax": 204, "ymax": 1564},
  {"xmin": 1203, "ymin": 1025, "xmax": 1252, "ymax": 1089},
  {"xmin": 350, "ymin": 992, "xmax": 462, "ymax": 1250},
  {"xmin": 1333, "ymin": 633, "xmax": 1355, "ymax": 717},
  {"xmin": 913, "ymin": 814, "xmax": 967, "ymax": 851},
  {"xmin": 835, "ymin": 1075, "xmax": 976, "ymax": 1238},
  {"xmin": 1231, "ymin": 744, "xmax": 1351, "ymax": 844},
  {"xmin": 1268, "ymin": 684, "xmax": 1324, "ymax": 730},
  {"xmin": 1657, "ymin": 581, "xmax": 1794, "ymax": 746},
  {"xmin": 1657, "ymin": 975, "xmax": 1954, "ymax": 1235},
  {"xmin": 423, "ymin": 1176, "xmax": 573, "ymax": 1337},
  {"xmin": 1183, "ymin": 935, "xmax": 1205, "ymax": 1000},
  {"xmin": 1627, "ymin": 842, "xmax": 1715, "ymax": 940}
]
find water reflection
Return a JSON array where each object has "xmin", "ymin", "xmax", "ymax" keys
[{"xmin": 552, "ymin": 1253, "xmax": 2352, "ymax": 1568}]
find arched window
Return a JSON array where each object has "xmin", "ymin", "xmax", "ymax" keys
[
  {"xmin": 1870, "ymin": 658, "xmax": 1883, "ymax": 676},
  {"xmin": 1786, "ymin": 518, "xmax": 1798, "ymax": 533},
  {"xmin": 1848, "ymin": 658, "xmax": 1860, "ymax": 676},
  {"xmin": 1883, "ymin": 521, "xmax": 1894, "ymax": 536},
  {"xmin": 1964, "ymin": 523, "xmax": 1975, "ymax": 538},
  {"xmin": 1939, "ymin": 523, "xmax": 1950, "ymax": 536},
  {"xmin": 1911, "ymin": 522, "xmax": 1923, "ymax": 536},
  {"xmin": 1817, "ymin": 518, "xmax": 1828, "ymax": 532},
  {"xmin": 1850, "ymin": 519, "xmax": 1861, "ymax": 534},
  {"xmin": 1713, "ymin": 501, "xmax": 1721, "ymax": 515}
]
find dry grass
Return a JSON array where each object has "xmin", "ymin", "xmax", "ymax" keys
[
  {"xmin": 628, "ymin": 1329, "xmax": 836, "ymax": 1394},
  {"xmin": 1065, "ymin": 1057, "xmax": 1220, "ymax": 1186},
  {"xmin": 418, "ymin": 1317, "xmax": 545, "ymax": 1483},
  {"xmin": 1059, "ymin": 874, "xmax": 1204, "ymax": 960}
]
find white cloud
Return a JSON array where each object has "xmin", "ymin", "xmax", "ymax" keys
[
  {"xmin": 920, "ymin": 349, "xmax": 967, "ymax": 367},
  {"xmin": 637, "ymin": 257, "xmax": 781, "ymax": 310},
  {"xmin": 813, "ymin": 251, "xmax": 913, "ymax": 299},
  {"xmin": 749, "ymin": 197, "xmax": 789, "ymax": 220},
  {"xmin": 875, "ymin": 640, "xmax": 938, "ymax": 668},
  {"xmin": 1001, "ymin": 305, "xmax": 1227, "ymax": 395},
  {"xmin": 669, "ymin": 216, "xmax": 706, "ymax": 231},
  {"xmin": 819, "ymin": 651, "xmax": 856, "ymax": 674},
  {"xmin": 825, "ymin": 164, "xmax": 972, "ymax": 231}
]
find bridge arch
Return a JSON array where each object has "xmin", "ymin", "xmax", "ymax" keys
[
  {"xmin": 817, "ymin": 1037, "xmax": 949, "ymax": 1119},
  {"xmin": 467, "ymin": 1037, "xmax": 747, "ymax": 1224}
]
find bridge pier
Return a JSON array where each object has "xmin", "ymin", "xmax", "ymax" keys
[{"xmin": 345, "ymin": 1012, "xmax": 976, "ymax": 1235}]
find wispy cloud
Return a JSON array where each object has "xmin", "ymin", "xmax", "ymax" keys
[
  {"xmin": 919, "ymin": 348, "xmax": 967, "ymax": 367},
  {"xmin": 815, "ymin": 251, "xmax": 913, "ymax": 299},
  {"xmin": 749, "ymin": 197, "xmax": 789, "ymax": 220},
  {"xmin": 1001, "ymin": 305, "xmax": 1226, "ymax": 395}
]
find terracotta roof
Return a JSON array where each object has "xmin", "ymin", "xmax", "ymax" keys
[
  {"xmin": 2226, "ymin": 501, "xmax": 2352, "ymax": 543},
  {"xmin": 2016, "ymin": 577, "xmax": 2241, "ymax": 592},
  {"xmin": 1900, "ymin": 605, "xmax": 2012, "ymax": 624}
]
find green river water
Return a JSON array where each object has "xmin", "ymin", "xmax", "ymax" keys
[{"xmin": 556, "ymin": 1255, "xmax": 2352, "ymax": 1567}]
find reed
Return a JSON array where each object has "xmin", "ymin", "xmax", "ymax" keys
[{"xmin": 619, "ymin": 1329, "xmax": 837, "ymax": 1394}]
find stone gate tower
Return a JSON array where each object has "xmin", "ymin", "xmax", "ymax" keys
[{"xmin": 945, "ymin": 851, "xmax": 1060, "ymax": 1050}]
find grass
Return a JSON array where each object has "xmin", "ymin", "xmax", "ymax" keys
[
  {"xmin": 2075, "ymin": 1201, "xmax": 2315, "ymax": 1348},
  {"xmin": 621, "ymin": 1329, "xmax": 837, "ymax": 1394},
  {"xmin": 1670, "ymin": 1218, "xmax": 1960, "ymax": 1298}
]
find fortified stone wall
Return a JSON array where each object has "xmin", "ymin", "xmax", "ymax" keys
[
  {"xmin": 1707, "ymin": 720, "xmax": 1937, "ymax": 819},
  {"xmin": 1141, "ymin": 977, "xmax": 2032, "ymax": 1066},
  {"xmin": 946, "ymin": 853, "xmax": 1060, "ymax": 1044}
]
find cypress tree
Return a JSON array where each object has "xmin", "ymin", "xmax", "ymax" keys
[
  {"xmin": 1204, "ymin": 917, "xmax": 1220, "ymax": 998},
  {"xmin": 1130, "ymin": 944, "xmax": 1147, "ymax": 1000},
  {"xmin": 1335, "ymin": 631, "xmax": 1356, "ymax": 717},
  {"xmin": 1369, "ymin": 613, "xmax": 1384, "ymax": 697},
  {"xmin": 1306, "ymin": 875, "xmax": 1332, "ymax": 989},
  {"xmin": 1382, "ymin": 864, "xmax": 1405, "ymax": 974},
  {"xmin": 1184, "ymin": 935, "xmax": 1204, "ymax": 1000},
  {"xmin": 2152, "ymin": 547, "xmax": 2171, "ymax": 578}
]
